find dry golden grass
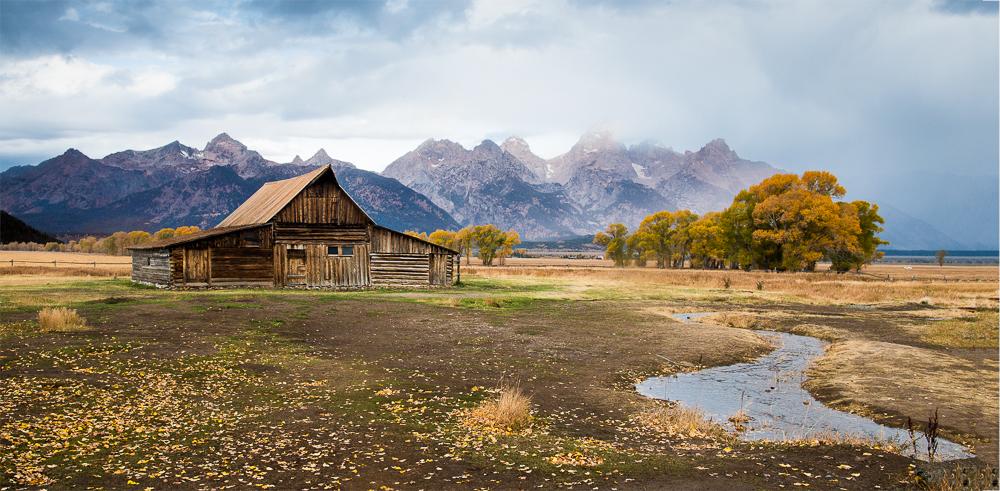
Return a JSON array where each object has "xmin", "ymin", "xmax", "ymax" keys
[
  {"xmin": 37, "ymin": 307, "xmax": 87, "ymax": 331},
  {"xmin": 805, "ymin": 339, "xmax": 999, "ymax": 459},
  {"xmin": 704, "ymin": 312, "xmax": 771, "ymax": 329},
  {"xmin": 466, "ymin": 265, "xmax": 997, "ymax": 307},
  {"xmin": 464, "ymin": 386, "xmax": 533, "ymax": 432},
  {"xmin": 774, "ymin": 429, "xmax": 904, "ymax": 454},
  {"xmin": 923, "ymin": 465, "xmax": 998, "ymax": 491},
  {"xmin": 636, "ymin": 403, "xmax": 728, "ymax": 439},
  {"xmin": 920, "ymin": 310, "xmax": 999, "ymax": 349},
  {"xmin": 0, "ymin": 251, "xmax": 131, "ymax": 277}
]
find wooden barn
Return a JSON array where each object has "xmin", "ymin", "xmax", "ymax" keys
[{"xmin": 129, "ymin": 165, "xmax": 459, "ymax": 288}]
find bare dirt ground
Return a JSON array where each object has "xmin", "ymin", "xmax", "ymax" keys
[{"xmin": 0, "ymin": 263, "xmax": 996, "ymax": 489}]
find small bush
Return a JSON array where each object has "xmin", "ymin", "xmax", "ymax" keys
[
  {"xmin": 465, "ymin": 386, "xmax": 532, "ymax": 432},
  {"xmin": 723, "ymin": 277, "xmax": 732, "ymax": 289},
  {"xmin": 755, "ymin": 280, "xmax": 764, "ymax": 291},
  {"xmin": 38, "ymin": 307, "xmax": 87, "ymax": 331}
]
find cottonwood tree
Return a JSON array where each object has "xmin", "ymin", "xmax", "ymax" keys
[
  {"xmin": 454, "ymin": 226, "xmax": 475, "ymax": 265},
  {"xmin": 936, "ymin": 250, "xmax": 947, "ymax": 267},
  {"xmin": 594, "ymin": 223, "xmax": 630, "ymax": 267},
  {"xmin": 473, "ymin": 224, "xmax": 507, "ymax": 266},
  {"xmin": 498, "ymin": 230, "xmax": 521, "ymax": 266},
  {"xmin": 688, "ymin": 212, "xmax": 726, "ymax": 269},
  {"xmin": 595, "ymin": 170, "xmax": 886, "ymax": 273},
  {"xmin": 428, "ymin": 229, "xmax": 457, "ymax": 250}
]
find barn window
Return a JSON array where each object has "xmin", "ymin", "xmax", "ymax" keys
[
  {"xmin": 145, "ymin": 257, "xmax": 151, "ymax": 266},
  {"xmin": 241, "ymin": 230, "xmax": 260, "ymax": 247},
  {"xmin": 327, "ymin": 245, "xmax": 354, "ymax": 256}
]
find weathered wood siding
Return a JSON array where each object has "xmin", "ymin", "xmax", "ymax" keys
[
  {"xmin": 371, "ymin": 226, "xmax": 444, "ymax": 254},
  {"xmin": 370, "ymin": 227, "xmax": 457, "ymax": 286},
  {"xmin": 271, "ymin": 243, "xmax": 370, "ymax": 287},
  {"xmin": 167, "ymin": 225, "xmax": 275, "ymax": 287},
  {"xmin": 274, "ymin": 224, "xmax": 367, "ymax": 243},
  {"xmin": 211, "ymin": 248, "xmax": 273, "ymax": 285},
  {"xmin": 131, "ymin": 249, "xmax": 171, "ymax": 286},
  {"xmin": 370, "ymin": 253, "xmax": 431, "ymax": 286},
  {"xmin": 273, "ymin": 174, "xmax": 369, "ymax": 225}
]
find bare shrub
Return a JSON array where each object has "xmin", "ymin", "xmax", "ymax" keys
[
  {"xmin": 723, "ymin": 277, "xmax": 732, "ymax": 289},
  {"xmin": 464, "ymin": 386, "xmax": 532, "ymax": 432},
  {"xmin": 37, "ymin": 307, "xmax": 87, "ymax": 331}
]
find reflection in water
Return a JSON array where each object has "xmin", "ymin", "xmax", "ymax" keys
[{"xmin": 635, "ymin": 313, "xmax": 973, "ymax": 461}]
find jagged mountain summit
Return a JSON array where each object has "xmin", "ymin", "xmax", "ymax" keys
[
  {"xmin": 382, "ymin": 131, "xmax": 781, "ymax": 239},
  {"xmin": 1, "ymin": 134, "xmax": 457, "ymax": 235},
  {"xmin": 383, "ymin": 139, "xmax": 586, "ymax": 239}
]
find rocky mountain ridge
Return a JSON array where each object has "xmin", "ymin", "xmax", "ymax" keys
[
  {"xmin": 0, "ymin": 134, "xmax": 458, "ymax": 235},
  {"xmin": 383, "ymin": 131, "xmax": 781, "ymax": 239}
]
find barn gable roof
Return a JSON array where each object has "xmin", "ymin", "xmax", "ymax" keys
[
  {"xmin": 128, "ymin": 165, "xmax": 458, "ymax": 254},
  {"xmin": 217, "ymin": 165, "xmax": 373, "ymax": 227}
]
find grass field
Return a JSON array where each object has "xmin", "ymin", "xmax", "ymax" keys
[{"xmin": 0, "ymin": 253, "xmax": 996, "ymax": 489}]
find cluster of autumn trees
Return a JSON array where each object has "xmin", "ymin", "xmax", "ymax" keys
[
  {"xmin": 595, "ymin": 171, "xmax": 887, "ymax": 272},
  {"xmin": 1, "ymin": 226, "xmax": 202, "ymax": 256},
  {"xmin": 406, "ymin": 224, "xmax": 521, "ymax": 266}
]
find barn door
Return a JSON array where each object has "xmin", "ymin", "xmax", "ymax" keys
[
  {"xmin": 429, "ymin": 254, "xmax": 446, "ymax": 285},
  {"xmin": 184, "ymin": 248, "xmax": 209, "ymax": 284},
  {"xmin": 286, "ymin": 245, "xmax": 306, "ymax": 286}
]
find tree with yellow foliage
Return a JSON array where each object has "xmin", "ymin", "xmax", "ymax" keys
[
  {"xmin": 593, "ymin": 223, "xmax": 630, "ymax": 267},
  {"xmin": 472, "ymin": 224, "xmax": 506, "ymax": 266},
  {"xmin": 428, "ymin": 229, "xmax": 457, "ymax": 250},
  {"xmin": 454, "ymin": 226, "xmax": 475, "ymax": 265},
  {"xmin": 498, "ymin": 230, "xmax": 521, "ymax": 266},
  {"xmin": 688, "ymin": 212, "xmax": 726, "ymax": 269},
  {"xmin": 154, "ymin": 228, "xmax": 176, "ymax": 240}
]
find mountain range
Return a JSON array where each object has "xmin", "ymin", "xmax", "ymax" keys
[
  {"xmin": 0, "ymin": 133, "xmax": 458, "ymax": 236},
  {"xmin": 0, "ymin": 132, "xmax": 972, "ymax": 249}
]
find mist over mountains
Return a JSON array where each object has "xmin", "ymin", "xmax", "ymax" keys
[{"xmin": 0, "ymin": 132, "xmax": 978, "ymax": 249}]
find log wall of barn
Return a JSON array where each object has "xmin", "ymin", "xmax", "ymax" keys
[
  {"xmin": 273, "ymin": 174, "xmax": 370, "ymax": 225},
  {"xmin": 131, "ymin": 249, "xmax": 171, "ymax": 287},
  {"xmin": 369, "ymin": 227, "xmax": 457, "ymax": 286},
  {"xmin": 170, "ymin": 226, "xmax": 275, "ymax": 287}
]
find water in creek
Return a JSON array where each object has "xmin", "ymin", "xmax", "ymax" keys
[{"xmin": 635, "ymin": 313, "xmax": 973, "ymax": 461}]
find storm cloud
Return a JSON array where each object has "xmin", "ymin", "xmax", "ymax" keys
[{"xmin": 0, "ymin": 0, "xmax": 997, "ymax": 245}]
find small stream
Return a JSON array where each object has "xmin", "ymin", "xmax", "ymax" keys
[{"xmin": 635, "ymin": 312, "xmax": 973, "ymax": 461}]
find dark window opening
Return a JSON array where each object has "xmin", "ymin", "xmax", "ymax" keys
[
  {"xmin": 145, "ymin": 257, "xmax": 151, "ymax": 266},
  {"xmin": 327, "ymin": 246, "xmax": 338, "ymax": 256},
  {"xmin": 341, "ymin": 245, "xmax": 353, "ymax": 256},
  {"xmin": 241, "ymin": 230, "xmax": 260, "ymax": 247}
]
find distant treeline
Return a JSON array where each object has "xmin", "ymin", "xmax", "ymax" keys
[
  {"xmin": 594, "ymin": 171, "xmax": 886, "ymax": 272},
  {"xmin": 405, "ymin": 224, "xmax": 521, "ymax": 266},
  {"xmin": 0, "ymin": 226, "xmax": 203, "ymax": 256}
]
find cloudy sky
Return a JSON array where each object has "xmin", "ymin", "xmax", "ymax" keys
[{"xmin": 1, "ymin": 0, "xmax": 997, "ymax": 244}]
